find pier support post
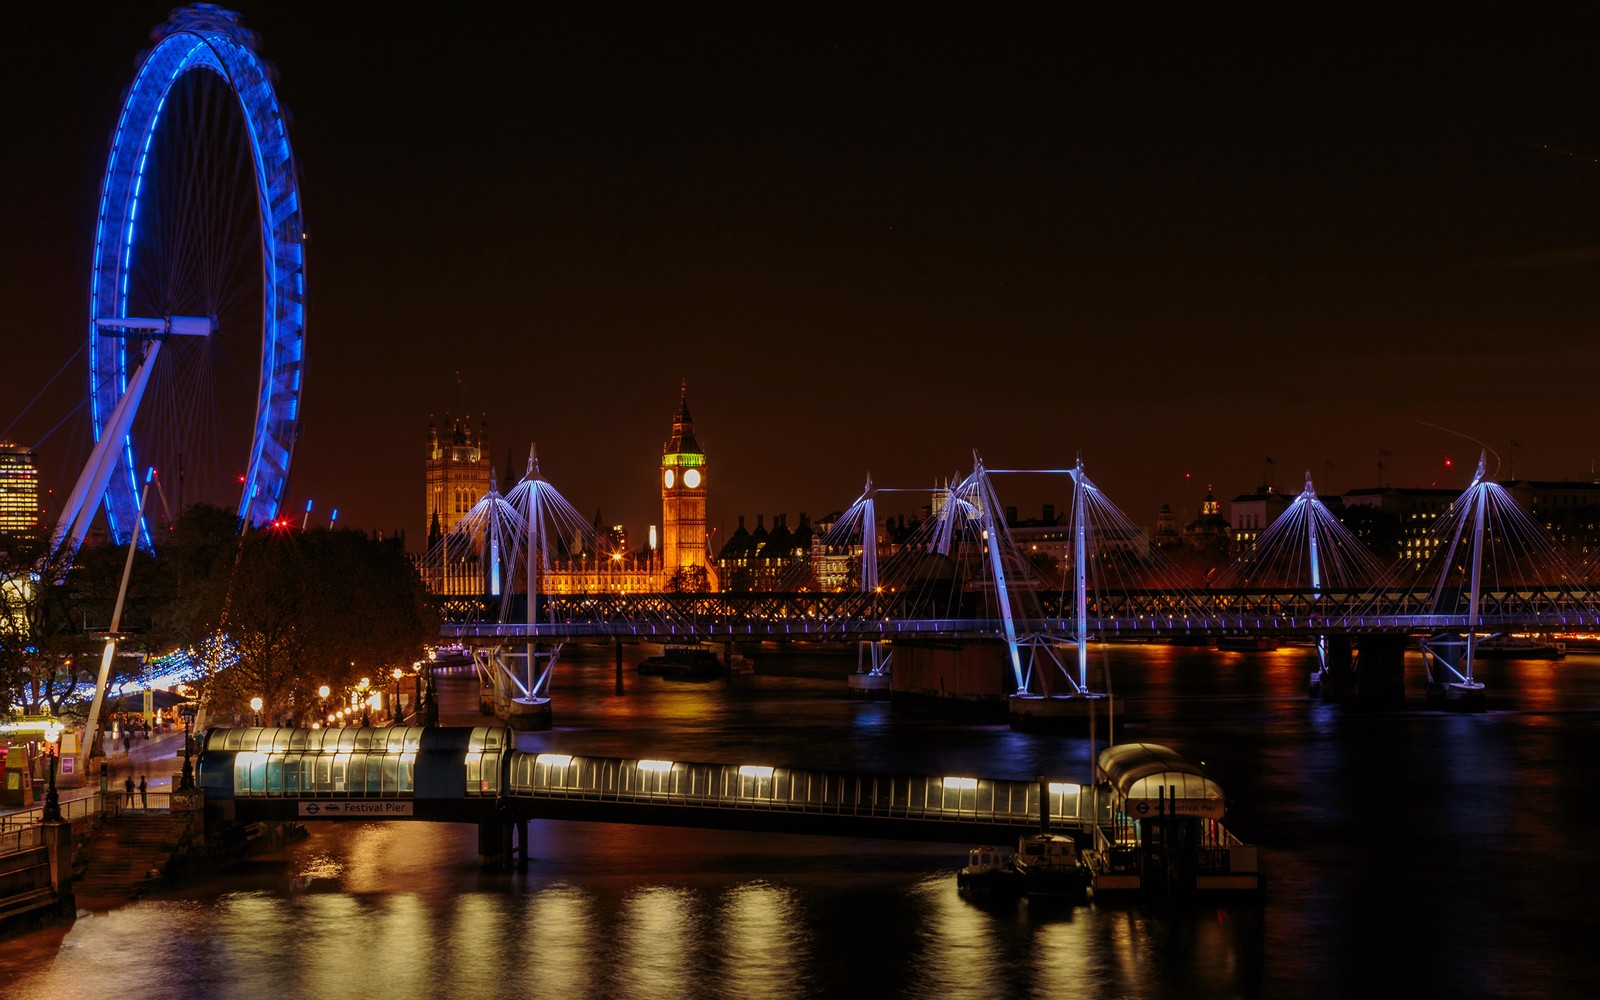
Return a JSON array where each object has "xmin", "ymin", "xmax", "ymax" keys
[
  {"xmin": 41, "ymin": 819, "xmax": 75, "ymax": 917},
  {"xmin": 506, "ymin": 698, "xmax": 552, "ymax": 731},
  {"xmin": 478, "ymin": 819, "xmax": 512, "ymax": 871},
  {"xmin": 1312, "ymin": 635, "xmax": 1356, "ymax": 701},
  {"xmin": 1355, "ymin": 634, "xmax": 1407, "ymax": 708}
]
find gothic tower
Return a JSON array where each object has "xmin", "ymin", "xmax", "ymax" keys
[
  {"xmin": 660, "ymin": 382, "xmax": 716, "ymax": 590},
  {"xmin": 425, "ymin": 412, "xmax": 492, "ymax": 539}
]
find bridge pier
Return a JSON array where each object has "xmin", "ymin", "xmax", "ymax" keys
[
  {"xmin": 478, "ymin": 817, "xmax": 515, "ymax": 871},
  {"xmin": 1008, "ymin": 693, "xmax": 1121, "ymax": 734},
  {"xmin": 1356, "ymin": 635, "xmax": 1407, "ymax": 708},
  {"xmin": 847, "ymin": 672, "xmax": 892, "ymax": 698},
  {"xmin": 1311, "ymin": 635, "xmax": 1355, "ymax": 701},
  {"xmin": 1419, "ymin": 633, "xmax": 1489, "ymax": 712},
  {"xmin": 1312, "ymin": 635, "xmax": 1407, "ymax": 707},
  {"xmin": 506, "ymin": 697, "xmax": 553, "ymax": 731}
]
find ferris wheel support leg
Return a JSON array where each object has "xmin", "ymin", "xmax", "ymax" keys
[
  {"xmin": 50, "ymin": 340, "xmax": 163, "ymax": 569},
  {"xmin": 76, "ymin": 470, "xmax": 155, "ymax": 777}
]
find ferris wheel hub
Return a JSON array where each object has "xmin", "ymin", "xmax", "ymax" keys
[{"xmin": 93, "ymin": 315, "xmax": 215, "ymax": 338}]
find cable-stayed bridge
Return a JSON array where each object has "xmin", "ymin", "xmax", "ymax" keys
[{"xmin": 436, "ymin": 451, "xmax": 1596, "ymax": 723}]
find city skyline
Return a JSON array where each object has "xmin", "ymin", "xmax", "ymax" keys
[{"xmin": 4, "ymin": 3, "xmax": 1599, "ymax": 546}]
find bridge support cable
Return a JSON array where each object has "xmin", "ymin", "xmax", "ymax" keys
[
  {"xmin": 1385, "ymin": 449, "xmax": 1592, "ymax": 707},
  {"xmin": 1210, "ymin": 471, "xmax": 1386, "ymax": 693},
  {"xmin": 833, "ymin": 475, "xmax": 893, "ymax": 682},
  {"xmin": 495, "ymin": 445, "xmax": 596, "ymax": 725}
]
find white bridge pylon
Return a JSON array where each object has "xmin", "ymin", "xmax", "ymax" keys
[
  {"xmin": 50, "ymin": 316, "xmax": 212, "ymax": 567},
  {"xmin": 965, "ymin": 456, "xmax": 1110, "ymax": 699},
  {"xmin": 480, "ymin": 446, "xmax": 594, "ymax": 717},
  {"xmin": 827, "ymin": 474, "xmax": 893, "ymax": 679},
  {"xmin": 1409, "ymin": 449, "xmax": 1567, "ymax": 698}
]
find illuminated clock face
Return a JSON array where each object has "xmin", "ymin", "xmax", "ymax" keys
[
  {"xmin": 663, "ymin": 468, "xmax": 675, "ymax": 489},
  {"xmin": 683, "ymin": 468, "xmax": 702, "ymax": 489}
]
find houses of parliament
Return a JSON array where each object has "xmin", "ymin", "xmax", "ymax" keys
[{"xmin": 420, "ymin": 385, "xmax": 734, "ymax": 596}]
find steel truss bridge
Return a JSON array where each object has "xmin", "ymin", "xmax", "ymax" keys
[
  {"xmin": 439, "ymin": 454, "xmax": 1589, "ymax": 712},
  {"xmin": 439, "ymin": 584, "xmax": 1600, "ymax": 644}
]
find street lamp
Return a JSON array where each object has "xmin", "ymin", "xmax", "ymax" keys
[
  {"xmin": 250, "ymin": 696, "xmax": 263, "ymax": 727},
  {"xmin": 42, "ymin": 721, "xmax": 62, "ymax": 822},
  {"xmin": 178, "ymin": 702, "xmax": 198, "ymax": 791},
  {"xmin": 391, "ymin": 667, "xmax": 403, "ymax": 723}
]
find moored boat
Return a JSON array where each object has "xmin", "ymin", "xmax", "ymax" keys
[
  {"xmin": 1472, "ymin": 633, "xmax": 1565, "ymax": 660},
  {"xmin": 638, "ymin": 645, "xmax": 724, "ymax": 680},
  {"xmin": 1216, "ymin": 634, "xmax": 1279, "ymax": 651},
  {"xmin": 1011, "ymin": 832, "xmax": 1090, "ymax": 899},
  {"xmin": 956, "ymin": 845, "xmax": 1026, "ymax": 899}
]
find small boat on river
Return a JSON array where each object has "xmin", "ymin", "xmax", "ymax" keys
[
  {"xmin": 1472, "ymin": 633, "xmax": 1565, "ymax": 660},
  {"xmin": 1216, "ymin": 634, "xmax": 1279, "ymax": 652},
  {"xmin": 638, "ymin": 644, "xmax": 724, "ymax": 681},
  {"xmin": 1011, "ymin": 832, "xmax": 1091, "ymax": 899},
  {"xmin": 958, "ymin": 832, "xmax": 1090, "ymax": 901},
  {"xmin": 956, "ymin": 844, "xmax": 1024, "ymax": 899}
]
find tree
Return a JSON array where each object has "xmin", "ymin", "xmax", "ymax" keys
[
  {"xmin": 0, "ymin": 536, "xmax": 151, "ymax": 724},
  {"xmin": 191, "ymin": 525, "xmax": 437, "ymax": 724},
  {"xmin": 663, "ymin": 565, "xmax": 710, "ymax": 594}
]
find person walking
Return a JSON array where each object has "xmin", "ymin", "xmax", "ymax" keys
[
  {"xmin": 124, "ymin": 775, "xmax": 135, "ymax": 806},
  {"xmin": 138, "ymin": 775, "xmax": 148, "ymax": 809}
]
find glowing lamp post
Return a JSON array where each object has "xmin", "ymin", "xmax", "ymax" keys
[
  {"xmin": 391, "ymin": 668, "xmax": 403, "ymax": 723},
  {"xmin": 42, "ymin": 721, "xmax": 63, "ymax": 822},
  {"xmin": 178, "ymin": 702, "xmax": 198, "ymax": 791},
  {"xmin": 250, "ymin": 696, "xmax": 263, "ymax": 727}
]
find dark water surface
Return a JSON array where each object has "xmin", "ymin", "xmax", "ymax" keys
[{"xmin": 4, "ymin": 643, "xmax": 1596, "ymax": 999}]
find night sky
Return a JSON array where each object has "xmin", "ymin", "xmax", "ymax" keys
[{"xmin": 5, "ymin": 3, "xmax": 1600, "ymax": 549}]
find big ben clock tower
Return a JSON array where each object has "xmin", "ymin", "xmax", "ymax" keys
[{"xmin": 660, "ymin": 382, "xmax": 716, "ymax": 590}]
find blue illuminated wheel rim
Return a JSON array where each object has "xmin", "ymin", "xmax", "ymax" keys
[{"xmin": 89, "ymin": 5, "xmax": 305, "ymax": 544}]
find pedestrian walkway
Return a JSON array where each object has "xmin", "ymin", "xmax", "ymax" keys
[{"xmin": 0, "ymin": 730, "xmax": 191, "ymax": 828}]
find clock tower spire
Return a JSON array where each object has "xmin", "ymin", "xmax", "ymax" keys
[{"xmin": 660, "ymin": 381, "xmax": 715, "ymax": 591}]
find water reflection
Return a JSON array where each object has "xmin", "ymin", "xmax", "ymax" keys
[
  {"xmin": 714, "ymin": 881, "xmax": 811, "ymax": 999},
  {"xmin": 614, "ymin": 885, "xmax": 701, "ymax": 998},
  {"xmin": 522, "ymin": 886, "xmax": 598, "ymax": 999},
  {"xmin": 907, "ymin": 875, "xmax": 1006, "ymax": 999},
  {"xmin": 0, "ymin": 646, "xmax": 1595, "ymax": 999}
]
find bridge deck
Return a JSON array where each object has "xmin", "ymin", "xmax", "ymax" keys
[
  {"xmin": 505, "ymin": 752, "xmax": 1105, "ymax": 843},
  {"xmin": 200, "ymin": 729, "xmax": 1108, "ymax": 844}
]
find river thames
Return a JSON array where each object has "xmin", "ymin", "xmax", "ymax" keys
[{"xmin": 3, "ymin": 642, "xmax": 1596, "ymax": 999}]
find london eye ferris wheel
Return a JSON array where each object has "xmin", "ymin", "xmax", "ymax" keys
[{"xmin": 54, "ymin": 4, "xmax": 307, "ymax": 558}]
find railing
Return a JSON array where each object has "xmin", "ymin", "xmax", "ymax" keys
[
  {"xmin": 0, "ymin": 790, "xmax": 184, "ymax": 846},
  {"xmin": 0, "ymin": 793, "xmax": 113, "ymax": 853},
  {"xmin": 106, "ymin": 791, "xmax": 174, "ymax": 813},
  {"xmin": 441, "ymin": 589, "xmax": 1600, "ymax": 642},
  {"xmin": 507, "ymin": 753, "xmax": 1109, "ymax": 831}
]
